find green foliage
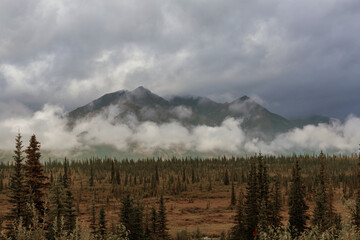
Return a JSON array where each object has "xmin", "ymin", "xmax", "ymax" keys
[
  {"xmin": 288, "ymin": 160, "xmax": 309, "ymax": 238},
  {"xmin": 245, "ymin": 161, "xmax": 258, "ymax": 239},
  {"xmin": 99, "ymin": 205, "xmax": 106, "ymax": 239},
  {"xmin": 157, "ymin": 195, "xmax": 170, "ymax": 240},
  {"xmin": 24, "ymin": 134, "xmax": 49, "ymax": 218},
  {"xmin": 6, "ymin": 133, "xmax": 29, "ymax": 232},
  {"xmin": 230, "ymin": 192, "xmax": 246, "ymax": 240}
]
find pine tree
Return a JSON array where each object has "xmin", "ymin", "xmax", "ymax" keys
[
  {"xmin": 99, "ymin": 205, "xmax": 106, "ymax": 239},
  {"xmin": 6, "ymin": 133, "xmax": 29, "ymax": 231},
  {"xmin": 352, "ymin": 147, "xmax": 360, "ymax": 228},
  {"xmin": 288, "ymin": 160, "xmax": 309, "ymax": 238},
  {"xmin": 257, "ymin": 153, "xmax": 271, "ymax": 232},
  {"xmin": 157, "ymin": 195, "xmax": 170, "ymax": 240},
  {"xmin": 312, "ymin": 152, "xmax": 329, "ymax": 232},
  {"xmin": 230, "ymin": 181, "xmax": 236, "ymax": 206},
  {"xmin": 63, "ymin": 188, "xmax": 76, "ymax": 233},
  {"xmin": 224, "ymin": 169, "xmax": 230, "ymax": 185},
  {"xmin": 120, "ymin": 192, "xmax": 144, "ymax": 239},
  {"xmin": 89, "ymin": 165, "xmax": 94, "ymax": 187},
  {"xmin": 90, "ymin": 197, "xmax": 97, "ymax": 235},
  {"xmin": 24, "ymin": 134, "xmax": 49, "ymax": 218},
  {"xmin": 270, "ymin": 178, "xmax": 282, "ymax": 230},
  {"xmin": 245, "ymin": 161, "xmax": 258, "ymax": 239},
  {"xmin": 116, "ymin": 169, "xmax": 121, "ymax": 185},
  {"xmin": 130, "ymin": 203, "xmax": 144, "ymax": 240},
  {"xmin": 230, "ymin": 192, "xmax": 247, "ymax": 240},
  {"xmin": 120, "ymin": 192, "xmax": 133, "ymax": 231},
  {"xmin": 63, "ymin": 158, "xmax": 69, "ymax": 188},
  {"xmin": 111, "ymin": 160, "xmax": 115, "ymax": 184},
  {"xmin": 49, "ymin": 180, "xmax": 64, "ymax": 235},
  {"xmin": 150, "ymin": 206, "xmax": 158, "ymax": 239}
]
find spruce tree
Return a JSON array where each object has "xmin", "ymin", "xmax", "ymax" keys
[
  {"xmin": 111, "ymin": 160, "xmax": 115, "ymax": 184},
  {"xmin": 352, "ymin": 147, "xmax": 360, "ymax": 228},
  {"xmin": 6, "ymin": 133, "xmax": 29, "ymax": 230},
  {"xmin": 157, "ymin": 195, "xmax": 170, "ymax": 240},
  {"xmin": 270, "ymin": 178, "xmax": 282, "ymax": 230},
  {"xmin": 90, "ymin": 197, "xmax": 97, "ymax": 235},
  {"xmin": 257, "ymin": 154, "xmax": 271, "ymax": 232},
  {"xmin": 120, "ymin": 192, "xmax": 133, "ymax": 231},
  {"xmin": 150, "ymin": 206, "xmax": 158, "ymax": 239},
  {"xmin": 245, "ymin": 161, "xmax": 258, "ymax": 239},
  {"xmin": 224, "ymin": 169, "xmax": 230, "ymax": 185},
  {"xmin": 288, "ymin": 160, "xmax": 309, "ymax": 238},
  {"xmin": 312, "ymin": 152, "xmax": 329, "ymax": 232},
  {"xmin": 49, "ymin": 180, "xmax": 64, "ymax": 235},
  {"xmin": 230, "ymin": 181, "xmax": 236, "ymax": 206},
  {"xmin": 130, "ymin": 203, "xmax": 144, "ymax": 240},
  {"xmin": 63, "ymin": 188, "xmax": 76, "ymax": 233},
  {"xmin": 99, "ymin": 205, "xmax": 106, "ymax": 239},
  {"xmin": 230, "ymin": 192, "xmax": 247, "ymax": 240},
  {"xmin": 63, "ymin": 158, "xmax": 69, "ymax": 188},
  {"xmin": 24, "ymin": 134, "xmax": 49, "ymax": 218},
  {"xmin": 89, "ymin": 165, "xmax": 94, "ymax": 187}
]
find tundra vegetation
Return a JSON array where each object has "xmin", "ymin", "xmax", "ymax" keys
[{"xmin": 1, "ymin": 133, "xmax": 360, "ymax": 239}]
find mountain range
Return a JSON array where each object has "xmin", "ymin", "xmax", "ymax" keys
[{"xmin": 67, "ymin": 86, "xmax": 332, "ymax": 140}]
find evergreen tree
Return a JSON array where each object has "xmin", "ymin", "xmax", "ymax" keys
[
  {"xmin": 111, "ymin": 160, "xmax": 115, "ymax": 184},
  {"xmin": 157, "ymin": 195, "xmax": 170, "ymax": 240},
  {"xmin": 49, "ymin": 180, "xmax": 64, "ymax": 235},
  {"xmin": 288, "ymin": 160, "xmax": 309, "ymax": 238},
  {"xmin": 270, "ymin": 178, "xmax": 282, "ymax": 230},
  {"xmin": 312, "ymin": 152, "xmax": 330, "ymax": 232},
  {"xmin": 352, "ymin": 147, "xmax": 360, "ymax": 228},
  {"xmin": 257, "ymin": 153, "xmax": 271, "ymax": 232},
  {"xmin": 6, "ymin": 133, "xmax": 29, "ymax": 231},
  {"xmin": 150, "ymin": 206, "xmax": 158, "ymax": 239},
  {"xmin": 230, "ymin": 192, "xmax": 247, "ymax": 240},
  {"xmin": 63, "ymin": 158, "xmax": 69, "ymax": 188},
  {"xmin": 230, "ymin": 181, "xmax": 236, "ymax": 206},
  {"xmin": 90, "ymin": 197, "xmax": 97, "ymax": 235},
  {"xmin": 99, "ymin": 205, "xmax": 106, "ymax": 239},
  {"xmin": 130, "ymin": 203, "xmax": 144, "ymax": 240},
  {"xmin": 24, "ymin": 134, "xmax": 49, "ymax": 218},
  {"xmin": 120, "ymin": 192, "xmax": 133, "ymax": 231},
  {"xmin": 115, "ymin": 169, "xmax": 121, "ymax": 185},
  {"xmin": 245, "ymin": 162, "xmax": 258, "ymax": 239},
  {"xmin": 89, "ymin": 165, "xmax": 94, "ymax": 187},
  {"xmin": 120, "ymin": 192, "xmax": 144, "ymax": 239},
  {"xmin": 224, "ymin": 169, "xmax": 230, "ymax": 185},
  {"xmin": 63, "ymin": 188, "xmax": 76, "ymax": 233}
]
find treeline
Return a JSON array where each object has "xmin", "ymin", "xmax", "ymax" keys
[{"xmin": 1, "ymin": 133, "xmax": 360, "ymax": 239}]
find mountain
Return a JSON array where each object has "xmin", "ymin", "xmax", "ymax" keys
[{"xmin": 68, "ymin": 86, "xmax": 307, "ymax": 139}]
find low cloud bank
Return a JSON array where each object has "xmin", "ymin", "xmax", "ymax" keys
[{"xmin": 0, "ymin": 104, "xmax": 359, "ymax": 157}]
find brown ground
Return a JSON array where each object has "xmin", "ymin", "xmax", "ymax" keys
[{"xmin": 0, "ymin": 178, "xmax": 352, "ymax": 238}]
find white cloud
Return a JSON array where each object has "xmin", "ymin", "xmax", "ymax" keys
[
  {"xmin": 170, "ymin": 106, "xmax": 192, "ymax": 119},
  {"xmin": 1, "ymin": 104, "xmax": 359, "ymax": 157}
]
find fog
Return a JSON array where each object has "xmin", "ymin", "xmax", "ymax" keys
[{"xmin": 0, "ymin": 104, "xmax": 359, "ymax": 157}]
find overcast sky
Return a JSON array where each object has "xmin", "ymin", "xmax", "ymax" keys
[{"xmin": 1, "ymin": 0, "xmax": 359, "ymax": 119}]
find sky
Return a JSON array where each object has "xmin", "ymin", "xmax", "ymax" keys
[
  {"xmin": 1, "ymin": 0, "xmax": 360, "ymax": 158},
  {"xmin": 1, "ymin": 0, "xmax": 360, "ymax": 120}
]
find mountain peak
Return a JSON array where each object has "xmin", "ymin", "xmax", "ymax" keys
[
  {"xmin": 239, "ymin": 95, "xmax": 250, "ymax": 101},
  {"xmin": 131, "ymin": 86, "xmax": 151, "ymax": 94}
]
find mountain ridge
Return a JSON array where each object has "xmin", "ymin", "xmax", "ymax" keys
[{"xmin": 67, "ymin": 86, "xmax": 331, "ymax": 140}]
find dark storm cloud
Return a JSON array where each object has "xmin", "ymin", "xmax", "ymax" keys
[{"xmin": 0, "ymin": 0, "xmax": 359, "ymax": 118}]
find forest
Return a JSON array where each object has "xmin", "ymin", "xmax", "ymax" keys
[{"xmin": 1, "ymin": 133, "xmax": 360, "ymax": 240}]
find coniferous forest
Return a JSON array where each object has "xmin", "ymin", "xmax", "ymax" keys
[{"xmin": 1, "ymin": 134, "xmax": 360, "ymax": 239}]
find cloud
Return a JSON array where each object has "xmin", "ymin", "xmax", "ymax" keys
[
  {"xmin": 170, "ymin": 106, "xmax": 192, "ymax": 119},
  {"xmin": 0, "ymin": 105, "xmax": 360, "ymax": 158},
  {"xmin": 0, "ymin": 0, "xmax": 359, "ymax": 118}
]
